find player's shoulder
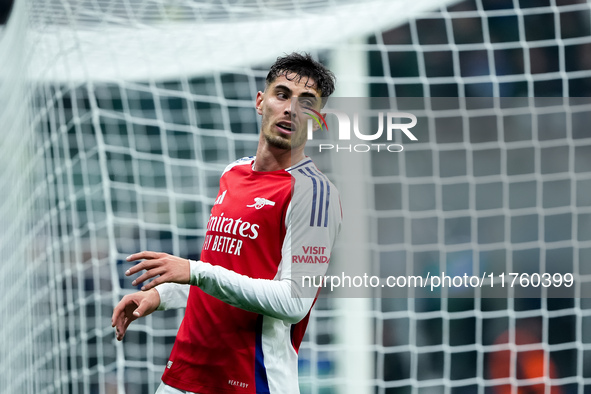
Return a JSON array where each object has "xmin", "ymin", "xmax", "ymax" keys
[
  {"xmin": 287, "ymin": 158, "xmax": 342, "ymax": 226},
  {"xmin": 221, "ymin": 156, "xmax": 255, "ymax": 176},
  {"xmin": 287, "ymin": 158, "xmax": 339, "ymax": 196}
]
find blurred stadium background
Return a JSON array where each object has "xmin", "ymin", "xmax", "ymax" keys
[{"xmin": 1, "ymin": 0, "xmax": 591, "ymax": 393}]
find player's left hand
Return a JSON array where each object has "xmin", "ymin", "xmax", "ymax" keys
[{"xmin": 125, "ymin": 251, "xmax": 191, "ymax": 290}]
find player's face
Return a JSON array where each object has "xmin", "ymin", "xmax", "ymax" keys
[{"xmin": 256, "ymin": 73, "xmax": 322, "ymax": 151}]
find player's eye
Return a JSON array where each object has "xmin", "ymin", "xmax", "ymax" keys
[{"xmin": 300, "ymin": 98, "xmax": 316, "ymax": 108}]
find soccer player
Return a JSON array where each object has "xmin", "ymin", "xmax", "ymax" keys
[{"xmin": 111, "ymin": 52, "xmax": 341, "ymax": 394}]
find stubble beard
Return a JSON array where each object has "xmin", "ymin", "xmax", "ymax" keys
[
  {"xmin": 264, "ymin": 130, "xmax": 308, "ymax": 152},
  {"xmin": 263, "ymin": 131, "xmax": 291, "ymax": 150}
]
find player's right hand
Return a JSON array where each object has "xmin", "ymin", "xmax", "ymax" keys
[{"xmin": 111, "ymin": 288, "xmax": 160, "ymax": 341}]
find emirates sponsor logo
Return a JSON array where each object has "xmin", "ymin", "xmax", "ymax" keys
[
  {"xmin": 206, "ymin": 212, "xmax": 259, "ymax": 240},
  {"xmin": 203, "ymin": 212, "xmax": 261, "ymax": 256}
]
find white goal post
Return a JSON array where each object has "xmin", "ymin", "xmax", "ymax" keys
[{"xmin": 2, "ymin": 1, "xmax": 591, "ymax": 394}]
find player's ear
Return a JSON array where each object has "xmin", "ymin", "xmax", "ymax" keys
[
  {"xmin": 315, "ymin": 112, "xmax": 327, "ymax": 131},
  {"xmin": 255, "ymin": 91, "xmax": 264, "ymax": 115},
  {"xmin": 312, "ymin": 120, "xmax": 321, "ymax": 131}
]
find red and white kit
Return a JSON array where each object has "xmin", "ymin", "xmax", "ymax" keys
[{"xmin": 155, "ymin": 156, "xmax": 342, "ymax": 394}]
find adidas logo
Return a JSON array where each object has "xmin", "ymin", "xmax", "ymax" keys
[{"xmin": 214, "ymin": 190, "xmax": 227, "ymax": 206}]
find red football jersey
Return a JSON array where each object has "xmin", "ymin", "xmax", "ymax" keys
[{"xmin": 158, "ymin": 157, "xmax": 342, "ymax": 394}]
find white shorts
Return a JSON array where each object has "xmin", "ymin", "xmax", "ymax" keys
[{"xmin": 155, "ymin": 382, "xmax": 200, "ymax": 394}]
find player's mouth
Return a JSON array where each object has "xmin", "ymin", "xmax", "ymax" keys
[{"xmin": 275, "ymin": 121, "xmax": 293, "ymax": 135}]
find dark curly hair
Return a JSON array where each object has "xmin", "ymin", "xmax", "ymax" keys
[{"xmin": 266, "ymin": 53, "xmax": 336, "ymax": 99}]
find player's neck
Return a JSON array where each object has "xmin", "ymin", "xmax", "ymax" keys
[{"xmin": 253, "ymin": 140, "xmax": 305, "ymax": 172}]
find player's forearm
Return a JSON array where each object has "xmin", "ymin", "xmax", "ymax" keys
[
  {"xmin": 189, "ymin": 260, "xmax": 313, "ymax": 324},
  {"xmin": 154, "ymin": 282, "xmax": 190, "ymax": 310}
]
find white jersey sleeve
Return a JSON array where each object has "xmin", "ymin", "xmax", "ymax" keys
[
  {"xmin": 155, "ymin": 282, "xmax": 190, "ymax": 310},
  {"xmin": 190, "ymin": 166, "xmax": 342, "ymax": 324}
]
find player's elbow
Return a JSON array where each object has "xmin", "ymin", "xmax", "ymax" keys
[
  {"xmin": 272, "ymin": 280, "xmax": 316, "ymax": 324},
  {"xmin": 283, "ymin": 311, "xmax": 306, "ymax": 324},
  {"xmin": 280, "ymin": 297, "xmax": 312, "ymax": 324}
]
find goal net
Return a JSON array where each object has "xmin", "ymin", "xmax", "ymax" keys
[{"xmin": 1, "ymin": 0, "xmax": 590, "ymax": 393}]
